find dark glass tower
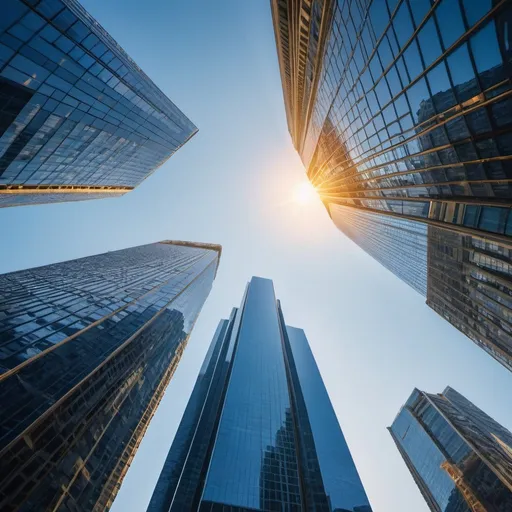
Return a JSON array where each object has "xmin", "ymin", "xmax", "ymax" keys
[
  {"xmin": 148, "ymin": 276, "xmax": 372, "ymax": 512},
  {"xmin": 390, "ymin": 386, "xmax": 512, "ymax": 511},
  {"xmin": 0, "ymin": 0, "xmax": 197, "ymax": 207},
  {"xmin": 271, "ymin": 1, "xmax": 512, "ymax": 371},
  {"xmin": 0, "ymin": 241, "xmax": 221, "ymax": 511}
]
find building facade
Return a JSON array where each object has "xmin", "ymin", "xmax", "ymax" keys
[
  {"xmin": 272, "ymin": 0, "xmax": 512, "ymax": 371},
  {"xmin": 390, "ymin": 386, "xmax": 512, "ymax": 511},
  {"xmin": 0, "ymin": 240, "xmax": 221, "ymax": 511},
  {"xmin": 0, "ymin": 0, "xmax": 197, "ymax": 207},
  {"xmin": 148, "ymin": 276, "xmax": 372, "ymax": 512}
]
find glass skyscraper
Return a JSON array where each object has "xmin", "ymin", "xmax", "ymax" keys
[
  {"xmin": 0, "ymin": 240, "xmax": 221, "ymax": 511},
  {"xmin": 0, "ymin": 0, "xmax": 197, "ymax": 207},
  {"xmin": 148, "ymin": 276, "xmax": 372, "ymax": 512},
  {"xmin": 271, "ymin": 1, "xmax": 512, "ymax": 370},
  {"xmin": 390, "ymin": 386, "xmax": 512, "ymax": 511}
]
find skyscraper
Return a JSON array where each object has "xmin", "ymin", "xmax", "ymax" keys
[
  {"xmin": 0, "ymin": 240, "xmax": 221, "ymax": 511},
  {"xmin": 0, "ymin": 0, "xmax": 197, "ymax": 207},
  {"xmin": 271, "ymin": 1, "xmax": 512, "ymax": 370},
  {"xmin": 148, "ymin": 276, "xmax": 372, "ymax": 512},
  {"xmin": 390, "ymin": 386, "xmax": 512, "ymax": 511}
]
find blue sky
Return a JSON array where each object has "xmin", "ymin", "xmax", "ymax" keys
[{"xmin": 1, "ymin": 1, "xmax": 511, "ymax": 510}]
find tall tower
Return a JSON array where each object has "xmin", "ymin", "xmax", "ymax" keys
[
  {"xmin": 271, "ymin": 1, "xmax": 512, "ymax": 370},
  {"xmin": 148, "ymin": 276, "xmax": 372, "ymax": 512},
  {"xmin": 0, "ymin": 0, "xmax": 197, "ymax": 207},
  {"xmin": 0, "ymin": 241, "xmax": 221, "ymax": 511},
  {"xmin": 389, "ymin": 387, "xmax": 512, "ymax": 511}
]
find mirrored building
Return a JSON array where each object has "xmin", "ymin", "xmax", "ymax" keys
[
  {"xmin": 0, "ymin": 240, "xmax": 221, "ymax": 511},
  {"xmin": 271, "ymin": 0, "xmax": 512, "ymax": 372},
  {"xmin": 148, "ymin": 276, "xmax": 372, "ymax": 512},
  {"xmin": 0, "ymin": 0, "xmax": 197, "ymax": 207},
  {"xmin": 389, "ymin": 386, "xmax": 512, "ymax": 511}
]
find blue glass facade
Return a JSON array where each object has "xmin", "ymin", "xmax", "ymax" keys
[
  {"xmin": 284, "ymin": 325, "xmax": 372, "ymax": 511},
  {"xmin": 148, "ymin": 277, "xmax": 372, "ymax": 512},
  {"xmin": 390, "ymin": 386, "xmax": 512, "ymax": 511},
  {"xmin": 272, "ymin": 0, "xmax": 512, "ymax": 373},
  {"xmin": 0, "ymin": 241, "xmax": 221, "ymax": 511},
  {"xmin": 0, "ymin": 0, "xmax": 197, "ymax": 207},
  {"xmin": 330, "ymin": 203, "xmax": 428, "ymax": 295}
]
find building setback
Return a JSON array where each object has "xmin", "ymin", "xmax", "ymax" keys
[
  {"xmin": 271, "ymin": 1, "xmax": 512, "ymax": 371},
  {"xmin": 390, "ymin": 386, "xmax": 512, "ymax": 511},
  {"xmin": 0, "ymin": 0, "xmax": 197, "ymax": 207},
  {"xmin": 0, "ymin": 241, "xmax": 221, "ymax": 511},
  {"xmin": 148, "ymin": 276, "xmax": 372, "ymax": 512}
]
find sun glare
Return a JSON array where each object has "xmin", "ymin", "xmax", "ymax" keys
[{"xmin": 293, "ymin": 181, "xmax": 317, "ymax": 205}]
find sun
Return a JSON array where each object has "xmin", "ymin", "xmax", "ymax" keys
[{"xmin": 293, "ymin": 181, "xmax": 317, "ymax": 204}]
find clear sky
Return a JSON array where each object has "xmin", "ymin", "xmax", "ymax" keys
[{"xmin": 1, "ymin": 1, "xmax": 511, "ymax": 511}]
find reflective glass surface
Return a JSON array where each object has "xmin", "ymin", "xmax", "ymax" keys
[
  {"xmin": 147, "ymin": 317, "xmax": 233, "ymax": 512},
  {"xmin": 274, "ymin": 0, "xmax": 512, "ymax": 234},
  {"xmin": 0, "ymin": 241, "xmax": 220, "ymax": 511},
  {"xmin": 285, "ymin": 325, "xmax": 371, "ymax": 511},
  {"xmin": 202, "ymin": 277, "xmax": 301, "ymax": 510},
  {"xmin": 390, "ymin": 387, "xmax": 512, "ymax": 511},
  {"xmin": 149, "ymin": 277, "xmax": 372, "ymax": 512},
  {"xmin": 330, "ymin": 203, "xmax": 428, "ymax": 295},
  {"xmin": 272, "ymin": 0, "xmax": 512, "ymax": 375},
  {"xmin": 0, "ymin": 0, "xmax": 196, "ymax": 207},
  {"xmin": 427, "ymin": 227, "xmax": 512, "ymax": 371}
]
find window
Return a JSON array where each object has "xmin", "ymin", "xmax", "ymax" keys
[
  {"xmin": 418, "ymin": 18, "xmax": 442, "ymax": 67},
  {"xmin": 470, "ymin": 23, "xmax": 502, "ymax": 78},
  {"xmin": 463, "ymin": 205, "xmax": 480, "ymax": 227},
  {"xmin": 436, "ymin": 0, "xmax": 465, "ymax": 49},
  {"xmin": 478, "ymin": 206, "xmax": 507, "ymax": 233},
  {"xmin": 446, "ymin": 44, "xmax": 479, "ymax": 103},
  {"xmin": 463, "ymin": 0, "xmax": 492, "ymax": 27},
  {"xmin": 393, "ymin": 2, "xmax": 415, "ymax": 47},
  {"xmin": 403, "ymin": 40, "xmax": 424, "ymax": 81}
]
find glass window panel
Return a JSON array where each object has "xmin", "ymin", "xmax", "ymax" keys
[
  {"xmin": 386, "ymin": 65, "xmax": 403, "ymax": 97},
  {"xmin": 370, "ymin": 0, "xmax": 390, "ymax": 39},
  {"xmin": 55, "ymin": 35, "xmax": 74, "ymax": 53},
  {"xmin": 427, "ymin": 61, "xmax": 456, "ymax": 112},
  {"xmin": 378, "ymin": 36, "xmax": 394, "ymax": 69},
  {"xmin": 36, "ymin": 0, "xmax": 65, "ymax": 19},
  {"xmin": 393, "ymin": 1, "xmax": 415, "ymax": 46},
  {"xmin": 478, "ymin": 206, "xmax": 507, "ymax": 233},
  {"xmin": 8, "ymin": 24, "xmax": 33, "ymax": 42},
  {"xmin": 446, "ymin": 43, "xmax": 479, "ymax": 102},
  {"xmin": 403, "ymin": 39, "xmax": 424, "ymax": 80},
  {"xmin": 52, "ymin": 9, "xmax": 77, "ymax": 32},
  {"xmin": 445, "ymin": 117, "xmax": 470, "ymax": 142},
  {"xmin": 376, "ymin": 78, "xmax": 392, "ymax": 106},
  {"xmin": 39, "ymin": 24, "xmax": 60, "ymax": 43},
  {"xmin": 465, "ymin": 108, "xmax": 493, "ymax": 135},
  {"xmin": 369, "ymin": 53, "xmax": 383, "ymax": 81},
  {"xmin": 456, "ymin": 141, "xmax": 478, "ymax": 161},
  {"xmin": 20, "ymin": 11, "xmax": 46, "ymax": 31},
  {"xmin": 67, "ymin": 20, "xmax": 89, "ymax": 42},
  {"xmin": 409, "ymin": 0, "xmax": 432, "ymax": 27},
  {"xmin": 436, "ymin": 0, "xmax": 465, "ymax": 48},
  {"xmin": 463, "ymin": 205, "xmax": 480, "ymax": 227},
  {"xmin": 82, "ymin": 32, "xmax": 99, "ymax": 50},
  {"xmin": 1, "ymin": 0, "xmax": 28, "ymax": 32},
  {"xmin": 470, "ymin": 22, "xmax": 503, "ymax": 76},
  {"xmin": 491, "ymin": 97, "xmax": 512, "ymax": 128},
  {"xmin": 407, "ymin": 77, "xmax": 430, "ymax": 122},
  {"xmin": 463, "ymin": 0, "xmax": 492, "ymax": 27},
  {"xmin": 418, "ymin": 18, "xmax": 443, "ymax": 67}
]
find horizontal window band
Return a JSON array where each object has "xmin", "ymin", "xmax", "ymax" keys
[{"xmin": 0, "ymin": 184, "xmax": 133, "ymax": 194}]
